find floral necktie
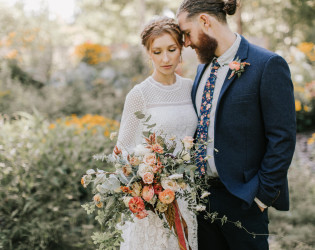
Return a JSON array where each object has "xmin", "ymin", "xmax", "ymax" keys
[{"xmin": 195, "ymin": 58, "xmax": 220, "ymax": 175}]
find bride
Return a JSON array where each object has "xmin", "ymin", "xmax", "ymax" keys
[{"xmin": 117, "ymin": 17, "xmax": 198, "ymax": 250}]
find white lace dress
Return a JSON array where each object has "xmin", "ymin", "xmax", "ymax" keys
[{"xmin": 117, "ymin": 74, "xmax": 198, "ymax": 250}]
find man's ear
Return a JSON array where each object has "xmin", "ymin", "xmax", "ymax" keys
[{"xmin": 198, "ymin": 14, "xmax": 211, "ymax": 32}]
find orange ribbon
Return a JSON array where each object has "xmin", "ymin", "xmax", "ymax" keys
[{"xmin": 173, "ymin": 201, "xmax": 188, "ymax": 250}]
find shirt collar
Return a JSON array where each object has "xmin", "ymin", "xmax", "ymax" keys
[{"xmin": 216, "ymin": 33, "xmax": 241, "ymax": 67}]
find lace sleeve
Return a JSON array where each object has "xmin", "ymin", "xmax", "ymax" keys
[{"xmin": 117, "ymin": 86, "xmax": 145, "ymax": 154}]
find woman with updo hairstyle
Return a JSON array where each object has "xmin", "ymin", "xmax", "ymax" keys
[{"xmin": 117, "ymin": 16, "xmax": 198, "ymax": 250}]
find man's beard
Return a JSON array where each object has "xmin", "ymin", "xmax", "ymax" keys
[{"xmin": 194, "ymin": 32, "xmax": 218, "ymax": 64}]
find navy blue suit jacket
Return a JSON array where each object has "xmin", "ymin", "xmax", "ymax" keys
[{"xmin": 192, "ymin": 36, "xmax": 296, "ymax": 211}]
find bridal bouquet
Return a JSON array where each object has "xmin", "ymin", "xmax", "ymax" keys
[{"xmin": 81, "ymin": 113, "xmax": 210, "ymax": 249}]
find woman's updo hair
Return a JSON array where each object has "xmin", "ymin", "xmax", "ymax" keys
[
  {"xmin": 141, "ymin": 17, "xmax": 183, "ymax": 51},
  {"xmin": 177, "ymin": 0, "xmax": 238, "ymax": 23}
]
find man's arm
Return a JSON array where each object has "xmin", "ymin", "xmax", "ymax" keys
[{"xmin": 256, "ymin": 54, "xmax": 296, "ymax": 207}]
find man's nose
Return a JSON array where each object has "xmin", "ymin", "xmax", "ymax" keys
[{"xmin": 184, "ymin": 38, "xmax": 191, "ymax": 48}]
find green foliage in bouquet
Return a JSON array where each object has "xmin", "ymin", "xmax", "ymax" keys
[
  {"xmin": 0, "ymin": 112, "xmax": 116, "ymax": 250},
  {"xmin": 81, "ymin": 113, "xmax": 212, "ymax": 250}
]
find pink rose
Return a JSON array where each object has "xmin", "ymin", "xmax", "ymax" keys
[
  {"xmin": 229, "ymin": 61, "xmax": 241, "ymax": 71},
  {"xmin": 142, "ymin": 172, "xmax": 154, "ymax": 184},
  {"xmin": 142, "ymin": 185, "xmax": 154, "ymax": 201}
]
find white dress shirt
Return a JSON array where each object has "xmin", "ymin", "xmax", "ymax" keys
[
  {"xmin": 195, "ymin": 33, "xmax": 241, "ymax": 176},
  {"xmin": 195, "ymin": 33, "xmax": 267, "ymax": 209}
]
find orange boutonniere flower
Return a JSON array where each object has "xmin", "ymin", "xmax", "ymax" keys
[{"xmin": 228, "ymin": 57, "xmax": 250, "ymax": 79}]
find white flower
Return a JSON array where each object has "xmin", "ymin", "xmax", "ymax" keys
[
  {"xmin": 161, "ymin": 178, "xmax": 179, "ymax": 191},
  {"xmin": 156, "ymin": 200, "xmax": 168, "ymax": 213},
  {"xmin": 115, "ymin": 163, "xmax": 123, "ymax": 170},
  {"xmin": 169, "ymin": 174, "xmax": 183, "ymax": 180},
  {"xmin": 110, "ymin": 132, "xmax": 118, "ymax": 140},
  {"xmin": 200, "ymin": 191, "xmax": 211, "ymax": 199},
  {"xmin": 94, "ymin": 173, "xmax": 107, "ymax": 185},
  {"xmin": 86, "ymin": 169, "xmax": 96, "ymax": 175},
  {"xmin": 96, "ymin": 174, "xmax": 120, "ymax": 192},
  {"xmin": 134, "ymin": 144, "xmax": 151, "ymax": 156},
  {"xmin": 195, "ymin": 205, "xmax": 206, "ymax": 211},
  {"xmin": 123, "ymin": 197, "xmax": 132, "ymax": 207},
  {"xmin": 182, "ymin": 136, "xmax": 194, "ymax": 149},
  {"xmin": 181, "ymin": 151, "xmax": 191, "ymax": 161},
  {"xmin": 137, "ymin": 163, "xmax": 153, "ymax": 177}
]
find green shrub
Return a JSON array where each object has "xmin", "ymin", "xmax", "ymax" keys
[
  {"xmin": 0, "ymin": 113, "xmax": 116, "ymax": 250},
  {"xmin": 269, "ymin": 138, "xmax": 315, "ymax": 250}
]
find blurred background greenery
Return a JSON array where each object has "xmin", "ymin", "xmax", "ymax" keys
[{"xmin": 0, "ymin": 0, "xmax": 314, "ymax": 249}]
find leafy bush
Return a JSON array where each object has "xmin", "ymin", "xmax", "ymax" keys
[
  {"xmin": 269, "ymin": 134, "xmax": 315, "ymax": 250},
  {"xmin": 0, "ymin": 113, "xmax": 117, "ymax": 249}
]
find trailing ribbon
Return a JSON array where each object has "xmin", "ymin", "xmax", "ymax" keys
[{"xmin": 173, "ymin": 200, "xmax": 189, "ymax": 250}]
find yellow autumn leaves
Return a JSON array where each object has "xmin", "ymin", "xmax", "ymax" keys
[
  {"xmin": 297, "ymin": 42, "xmax": 315, "ymax": 62},
  {"xmin": 49, "ymin": 114, "xmax": 119, "ymax": 137},
  {"xmin": 74, "ymin": 42, "xmax": 111, "ymax": 65}
]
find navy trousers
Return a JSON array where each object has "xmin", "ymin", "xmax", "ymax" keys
[{"xmin": 197, "ymin": 185, "xmax": 269, "ymax": 250}]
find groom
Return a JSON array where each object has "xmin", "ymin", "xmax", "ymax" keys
[{"xmin": 177, "ymin": 0, "xmax": 296, "ymax": 249}]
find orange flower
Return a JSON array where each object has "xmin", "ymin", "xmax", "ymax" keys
[
  {"xmin": 120, "ymin": 186, "xmax": 131, "ymax": 193},
  {"xmin": 129, "ymin": 197, "xmax": 145, "ymax": 213},
  {"xmin": 93, "ymin": 194, "xmax": 101, "ymax": 202},
  {"xmin": 142, "ymin": 185, "xmax": 154, "ymax": 202},
  {"xmin": 81, "ymin": 177, "xmax": 85, "ymax": 186},
  {"xmin": 159, "ymin": 189, "xmax": 175, "ymax": 204},
  {"xmin": 96, "ymin": 202, "xmax": 103, "ymax": 208},
  {"xmin": 151, "ymin": 143, "xmax": 164, "ymax": 154}
]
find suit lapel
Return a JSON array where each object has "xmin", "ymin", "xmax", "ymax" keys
[
  {"xmin": 216, "ymin": 36, "xmax": 250, "ymax": 109},
  {"xmin": 192, "ymin": 63, "xmax": 209, "ymax": 114}
]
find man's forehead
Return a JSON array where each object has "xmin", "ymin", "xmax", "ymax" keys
[{"xmin": 178, "ymin": 12, "xmax": 192, "ymax": 30}]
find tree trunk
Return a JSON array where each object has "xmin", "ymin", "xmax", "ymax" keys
[{"xmin": 235, "ymin": 1, "xmax": 243, "ymax": 35}]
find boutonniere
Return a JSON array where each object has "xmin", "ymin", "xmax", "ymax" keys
[{"xmin": 228, "ymin": 57, "xmax": 250, "ymax": 79}]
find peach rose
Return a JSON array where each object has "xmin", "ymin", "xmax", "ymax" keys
[
  {"xmin": 159, "ymin": 189, "xmax": 175, "ymax": 204},
  {"xmin": 128, "ymin": 197, "xmax": 145, "ymax": 213},
  {"xmin": 143, "ymin": 153, "xmax": 156, "ymax": 166},
  {"xmin": 138, "ymin": 163, "xmax": 153, "ymax": 177},
  {"xmin": 122, "ymin": 165, "xmax": 132, "ymax": 176},
  {"xmin": 136, "ymin": 210, "xmax": 148, "ymax": 219},
  {"xmin": 182, "ymin": 136, "xmax": 194, "ymax": 149},
  {"xmin": 142, "ymin": 172, "xmax": 154, "ymax": 184},
  {"xmin": 129, "ymin": 156, "xmax": 141, "ymax": 166},
  {"xmin": 142, "ymin": 185, "xmax": 154, "ymax": 202},
  {"xmin": 229, "ymin": 61, "xmax": 241, "ymax": 71}
]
